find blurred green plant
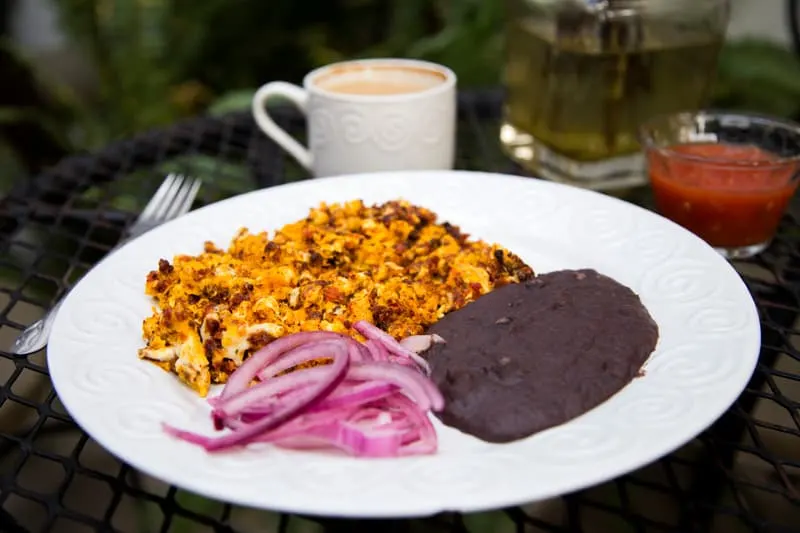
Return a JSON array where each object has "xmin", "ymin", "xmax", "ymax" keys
[
  {"xmin": 713, "ymin": 39, "xmax": 800, "ymax": 118},
  {"xmin": 0, "ymin": 0, "xmax": 509, "ymax": 199},
  {"xmin": 45, "ymin": 0, "xmax": 505, "ymax": 152},
  {"xmin": 2, "ymin": 3, "xmax": 800, "ymax": 227},
  {"xmin": 2, "ymin": 1, "xmax": 800, "ymax": 182},
  {"xmin": 0, "ymin": 38, "xmax": 78, "ymax": 194}
]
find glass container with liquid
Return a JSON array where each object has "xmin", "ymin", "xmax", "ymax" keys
[{"xmin": 501, "ymin": 0, "xmax": 730, "ymax": 190}]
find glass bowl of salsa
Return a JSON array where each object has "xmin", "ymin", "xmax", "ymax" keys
[{"xmin": 640, "ymin": 111, "xmax": 800, "ymax": 259}]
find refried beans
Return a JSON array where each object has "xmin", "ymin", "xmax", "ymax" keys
[{"xmin": 425, "ymin": 269, "xmax": 659, "ymax": 443}]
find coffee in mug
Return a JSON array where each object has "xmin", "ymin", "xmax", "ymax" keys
[{"xmin": 252, "ymin": 59, "xmax": 457, "ymax": 178}]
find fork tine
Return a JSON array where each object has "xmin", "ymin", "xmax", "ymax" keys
[
  {"xmin": 138, "ymin": 173, "xmax": 181, "ymax": 222},
  {"xmin": 177, "ymin": 178, "xmax": 201, "ymax": 216},
  {"xmin": 151, "ymin": 174, "xmax": 187, "ymax": 222},
  {"xmin": 158, "ymin": 177, "xmax": 188, "ymax": 222},
  {"xmin": 164, "ymin": 177, "xmax": 200, "ymax": 221},
  {"xmin": 154, "ymin": 174, "xmax": 186, "ymax": 220}
]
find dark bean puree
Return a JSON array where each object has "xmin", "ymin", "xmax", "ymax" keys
[{"xmin": 425, "ymin": 269, "xmax": 659, "ymax": 444}]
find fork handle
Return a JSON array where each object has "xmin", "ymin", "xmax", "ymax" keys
[
  {"xmin": 9, "ymin": 236, "xmax": 130, "ymax": 355},
  {"xmin": 11, "ymin": 298, "xmax": 65, "ymax": 355}
]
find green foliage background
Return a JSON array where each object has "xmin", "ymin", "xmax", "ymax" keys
[
  {"xmin": 0, "ymin": 0, "xmax": 798, "ymax": 217},
  {"xmin": 3, "ymin": 1, "xmax": 798, "ymax": 156},
  {"xmin": 0, "ymin": 0, "xmax": 799, "ymax": 185},
  {"xmin": 47, "ymin": 0, "xmax": 505, "ymax": 149}
]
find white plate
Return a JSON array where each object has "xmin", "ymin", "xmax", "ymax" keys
[{"xmin": 48, "ymin": 170, "xmax": 760, "ymax": 518}]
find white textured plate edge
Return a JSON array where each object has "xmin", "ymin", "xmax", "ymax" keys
[{"xmin": 47, "ymin": 170, "xmax": 761, "ymax": 518}]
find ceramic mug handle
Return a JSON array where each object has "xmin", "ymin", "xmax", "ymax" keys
[{"xmin": 252, "ymin": 82, "xmax": 312, "ymax": 170}]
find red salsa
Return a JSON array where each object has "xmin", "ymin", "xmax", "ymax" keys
[{"xmin": 648, "ymin": 143, "xmax": 799, "ymax": 248}]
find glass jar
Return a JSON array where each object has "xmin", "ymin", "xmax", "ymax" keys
[{"xmin": 500, "ymin": 0, "xmax": 731, "ymax": 191}]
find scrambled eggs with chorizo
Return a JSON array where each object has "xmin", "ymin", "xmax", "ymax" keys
[{"xmin": 139, "ymin": 200, "xmax": 534, "ymax": 396}]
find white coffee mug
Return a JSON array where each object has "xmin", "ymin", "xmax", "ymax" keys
[{"xmin": 252, "ymin": 58, "xmax": 457, "ymax": 178}]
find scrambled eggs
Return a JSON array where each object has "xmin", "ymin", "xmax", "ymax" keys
[{"xmin": 139, "ymin": 200, "xmax": 534, "ymax": 396}]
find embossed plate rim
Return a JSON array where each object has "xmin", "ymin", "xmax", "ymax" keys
[{"xmin": 47, "ymin": 170, "xmax": 760, "ymax": 518}]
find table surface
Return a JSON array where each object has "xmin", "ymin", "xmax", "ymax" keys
[{"xmin": 1, "ymin": 90, "xmax": 799, "ymax": 533}]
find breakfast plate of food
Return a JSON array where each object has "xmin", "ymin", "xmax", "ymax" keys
[{"xmin": 47, "ymin": 170, "xmax": 760, "ymax": 517}]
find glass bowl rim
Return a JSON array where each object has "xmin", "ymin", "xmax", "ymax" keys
[{"xmin": 639, "ymin": 110, "xmax": 800, "ymax": 170}]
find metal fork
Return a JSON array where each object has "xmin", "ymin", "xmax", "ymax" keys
[{"xmin": 10, "ymin": 173, "xmax": 201, "ymax": 355}]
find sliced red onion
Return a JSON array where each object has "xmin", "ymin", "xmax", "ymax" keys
[
  {"xmin": 165, "ymin": 323, "xmax": 444, "ymax": 457},
  {"xmin": 353, "ymin": 320, "xmax": 432, "ymax": 375},
  {"xmin": 225, "ymin": 381, "xmax": 392, "ymax": 431},
  {"xmin": 253, "ymin": 406, "xmax": 362, "ymax": 442},
  {"xmin": 163, "ymin": 423, "xmax": 219, "ymax": 447},
  {"xmin": 165, "ymin": 340, "xmax": 349, "ymax": 451},
  {"xmin": 220, "ymin": 331, "xmax": 348, "ymax": 400},
  {"xmin": 269, "ymin": 422, "xmax": 406, "ymax": 457},
  {"xmin": 349, "ymin": 341, "xmax": 370, "ymax": 363},
  {"xmin": 363, "ymin": 339, "xmax": 388, "ymax": 362},
  {"xmin": 225, "ymin": 386, "xmax": 317, "ymax": 428},
  {"xmin": 254, "ymin": 339, "xmax": 341, "ymax": 381},
  {"xmin": 310, "ymin": 382, "xmax": 397, "ymax": 412},
  {"xmin": 385, "ymin": 355, "xmax": 420, "ymax": 370},
  {"xmin": 215, "ymin": 363, "xmax": 335, "ymax": 419},
  {"xmin": 347, "ymin": 362, "xmax": 444, "ymax": 412},
  {"xmin": 265, "ymin": 430, "xmax": 341, "ymax": 451},
  {"xmin": 255, "ymin": 335, "xmax": 373, "ymax": 381},
  {"xmin": 260, "ymin": 411, "xmax": 409, "ymax": 457},
  {"xmin": 347, "ymin": 407, "xmax": 391, "ymax": 425},
  {"xmin": 334, "ymin": 423, "xmax": 406, "ymax": 457},
  {"xmin": 347, "ymin": 409, "xmax": 412, "ymax": 433},
  {"xmin": 252, "ymin": 403, "xmax": 404, "ymax": 457},
  {"xmin": 381, "ymin": 393, "xmax": 437, "ymax": 455},
  {"xmin": 240, "ymin": 381, "xmax": 395, "ymax": 419},
  {"xmin": 209, "ymin": 387, "xmax": 434, "ymax": 457}
]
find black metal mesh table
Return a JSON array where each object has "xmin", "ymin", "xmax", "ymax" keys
[{"xmin": 1, "ymin": 90, "xmax": 799, "ymax": 533}]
